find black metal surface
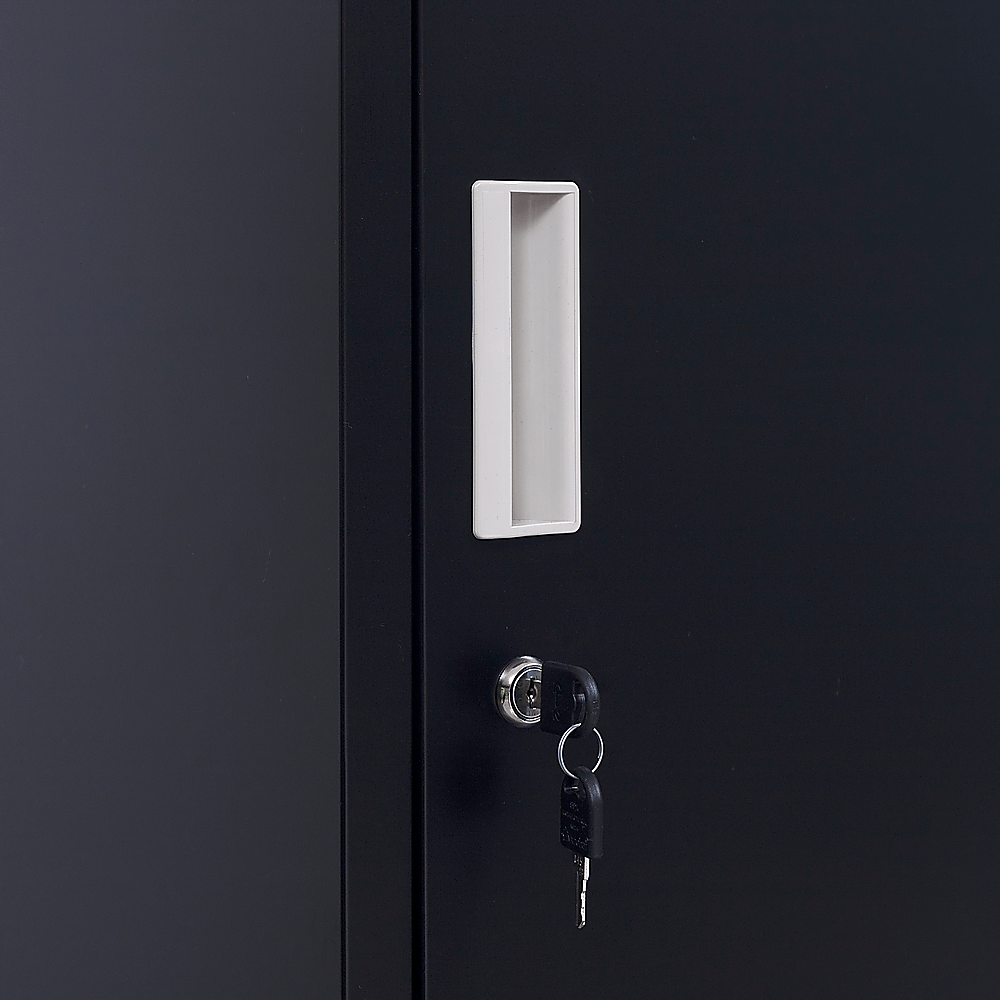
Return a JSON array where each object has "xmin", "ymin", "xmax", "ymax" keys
[
  {"xmin": 341, "ymin": 0, "xmax": 416, "ymax": 997},
  {"xmin": 0, "ymin": 5, "xmax": 339, "ymax": 996},
  {"xmin": 418, "ymin": 2, "xmax": 1000, "ymax": 996}
]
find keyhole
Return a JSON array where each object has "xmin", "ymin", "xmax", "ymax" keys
[{"xmin": 526, "ymin": 678, "xmax": 537, "ymax": 707}]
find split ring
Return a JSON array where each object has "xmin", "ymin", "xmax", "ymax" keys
[{"xmin": 557, "ymin": 724, "xmax": 604, "ymax": 779}]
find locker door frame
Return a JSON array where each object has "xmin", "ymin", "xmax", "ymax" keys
[{"xmin": 341, "ymin": 0, "xmax": 421, "ymax": 995}]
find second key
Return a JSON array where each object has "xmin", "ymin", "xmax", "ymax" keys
[{"xmin": 560, "ymin": 764, "xmax": 603, "ymax": 928}]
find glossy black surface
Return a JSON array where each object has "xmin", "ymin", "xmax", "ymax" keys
[
  {"xmin": 0, "ymin": 6, "xmax": 339, "ymax": 995},
  {"xmin": 418, "ymin": 3, "xmax": 1000, "ymax": 996}
]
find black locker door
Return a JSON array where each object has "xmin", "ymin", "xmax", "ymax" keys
[
  {"xmin": 2, "ymin": 6, "xmax": 340, "ymax": 996},
  {"xmin": 416, "ymin": 2, "xmax": 1000, "ymax": 997}
]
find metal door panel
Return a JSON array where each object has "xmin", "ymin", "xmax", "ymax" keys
[{"xmin": 418, "ymin": 3, "xmax": 1000, "ymax": 996}]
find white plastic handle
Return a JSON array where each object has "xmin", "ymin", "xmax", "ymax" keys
[{"xmin": 472, "ymin": 180, "xmax": 581, "ymax": 539}]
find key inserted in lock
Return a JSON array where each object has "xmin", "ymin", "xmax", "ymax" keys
[
  {"xmin": 494, "ymin": 654, "xmax": 605, "ymax": 929},
  {"xmin": 494, "ymin": 656, "xmax": 600, "ymax": 735}
]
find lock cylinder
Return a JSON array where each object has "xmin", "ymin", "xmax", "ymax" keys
[{"xmin": 494, "ymin": 655, "xmax": 543, "ymax": 727}]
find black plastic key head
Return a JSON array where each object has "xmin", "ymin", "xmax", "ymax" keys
[
  {"xmin": 540, "ymin": 661, "xmax": 600, "ymax": 737},
  {"xmin": 560, "ymin": 765, "xmax": 604, "ymax": 859}
]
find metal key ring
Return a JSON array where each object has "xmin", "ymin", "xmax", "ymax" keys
[{"xmin": 557, "ymin": 724, "xmax": 604, "ymax": 779}]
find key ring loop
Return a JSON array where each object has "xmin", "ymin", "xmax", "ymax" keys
[{"xmin": 557, "ymin": 724, "xmax": 604, "ymax": 779}]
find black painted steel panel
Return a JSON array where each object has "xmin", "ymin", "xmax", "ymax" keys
[
  {"xmin": 0, "ymin": 4, "xmax": 340, "ymax": 996},
  {"xmin": 417, "ymin": 3, "xmax": 1000, "ymax": 996},
  {"xmin": 341, "ymin": 0, "xmax": 416, "ymax": 996}
]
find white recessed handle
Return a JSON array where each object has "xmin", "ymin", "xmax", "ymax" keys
[{"xmin": 472, "ymin": 180, "xmax": 581, "ymax": 539}]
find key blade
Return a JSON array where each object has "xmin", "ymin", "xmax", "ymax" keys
[{"xmin": 574, "ymin": 854, "xmax": 589, "ymax": 929}]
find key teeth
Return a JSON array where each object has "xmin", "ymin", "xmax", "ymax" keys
[{"xmin": 574, "ymin": 854, "xmax": 589, "ymax": 929}]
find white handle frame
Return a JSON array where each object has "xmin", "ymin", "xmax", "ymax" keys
[{"xmin": 472, "ymin": 180, "xmax": 581, "ymax": 539}]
